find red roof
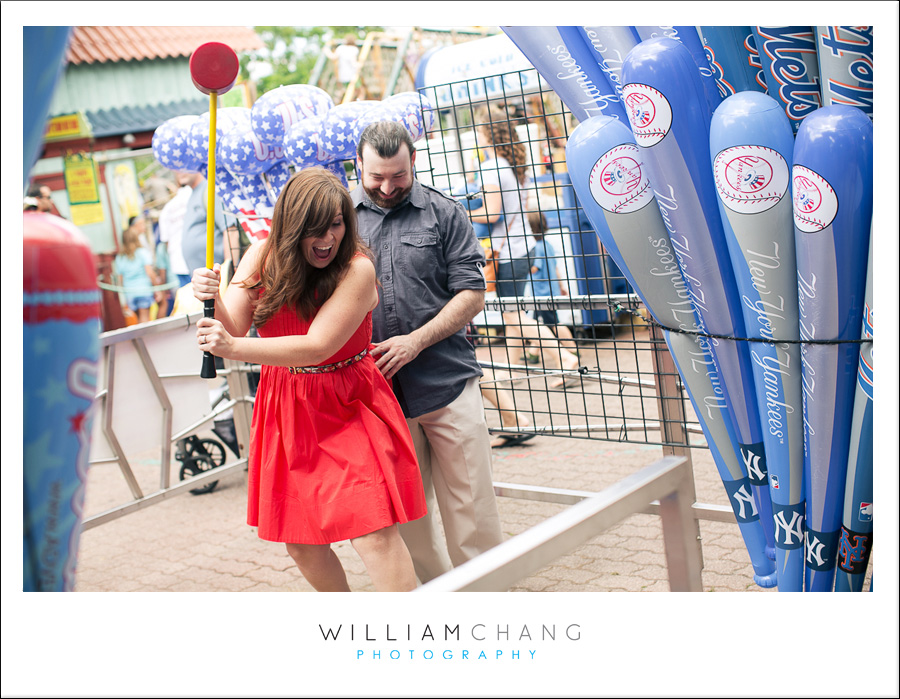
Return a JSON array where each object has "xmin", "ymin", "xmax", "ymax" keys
[{"xmin": 66, "ymin": 26, "xmax": 265, "ymax": 65}]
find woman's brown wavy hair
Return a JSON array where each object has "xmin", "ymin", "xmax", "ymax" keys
[
  {"xmin": 245, "ymin": 167, "xmax": 369, "ymax": 327},
  {"xmin": 478, "ymin": 106, "xmax": 530, "ymax": 185}
]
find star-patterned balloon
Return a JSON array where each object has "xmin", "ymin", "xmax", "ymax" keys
[
  {"xmin": 383, "ymin": 91, "xmax": 436, "ymax": 141},
  {"xmin": 266, "ymin": 160, "xmax": 294, "ymax": 200},
  {"xmin": 284, "ymin": 117, "xmax": 336, "ymax": 169},
  {"xmin": 321, "ymin": 100, "xmax": 380, "ymax": 161},
  {"xmin": 351, "ymin": 104, "xmax": 394, "ymax": 145},
  {"xmin": 187, "ymin": 107, "xmax": 252, "ymax": 165},
  {"xmin": 251, "ymin": 84, "xmax": 334, "ymax": 146},
  {"xmin": 152, "ymin": 115, "xmax": 204, "ymax": 172},
  {"xmin": 322, "ymin": 161, "xmax": 350, "ymax": 189},
  {"xmin": 219, "ymin": 120, "xmax": 285, "ymax": 176}
]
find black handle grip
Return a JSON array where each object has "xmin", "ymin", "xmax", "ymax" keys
[{"xmin": 200, "ymin": 298, "xmax": 217, "ymax": 379}]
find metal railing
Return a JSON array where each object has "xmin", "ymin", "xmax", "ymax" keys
[
  {"xmin": 83, "ymin": 311, "xmax": 253, "ymax": 530},
  {"xmin": 420, "ymin": 455, "xmax": 704, "ymax": 592}
]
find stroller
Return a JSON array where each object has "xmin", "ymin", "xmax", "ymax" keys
[
  {"xmin": 174, "ymin": 423, "xmax": 239, "ymax": 496},
  {"xmin": 175, "ymin": 359, "xmax": 257, "ymax": 495}
]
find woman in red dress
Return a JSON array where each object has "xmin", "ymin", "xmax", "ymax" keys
[{"xmin": 192, "ymin": 168, "xmax": 426, "ymax": 591}]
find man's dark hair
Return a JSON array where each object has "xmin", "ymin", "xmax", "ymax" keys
[
  {"xmin": 357, "ymin": 121, "xmax": 415, "ymax": 161},
  {"xmin": 26, "ymin": 184, "xmax": 44, "ymax": 198}
]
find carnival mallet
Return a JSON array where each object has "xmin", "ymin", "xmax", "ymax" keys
[{"xmin": 189, "ymin": 41, "xmax": 239, "ymax": 379}]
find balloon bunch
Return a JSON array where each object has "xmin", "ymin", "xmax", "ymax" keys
[
  {"xmin": 510, "ymin": 25, "xmax": 874, "ymax": 591},
  {"xmin": 152, "ymin": 86, "xmax": 436, "ymax": 241}
]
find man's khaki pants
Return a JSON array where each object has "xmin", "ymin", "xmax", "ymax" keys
[{"xmin": 399, "ymin": 377, "xmax": 504, "ymax": 584}]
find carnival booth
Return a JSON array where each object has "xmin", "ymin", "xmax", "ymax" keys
[{"xmin": 28, "ymin": 25, "xmax": 874, "ymax": 596}]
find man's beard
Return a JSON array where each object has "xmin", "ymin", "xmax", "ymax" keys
[{"xmin": 363, "ymin": 182, "xmax": 412, "ymax": 209}]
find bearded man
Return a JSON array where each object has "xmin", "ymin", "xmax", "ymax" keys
[{"xmin": 350, "ymin": 121, "xmax": 503, "ymax": 584}]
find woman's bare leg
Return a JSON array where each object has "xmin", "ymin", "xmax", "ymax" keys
[
  {"xmin": 285, "ymin": 542, "xmax": 351, "ymax": 591},
  {"xmin": 351, "ymin": 524, "xmax": 418, "ymax": 591}
]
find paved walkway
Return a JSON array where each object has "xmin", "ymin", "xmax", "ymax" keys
[
  {"xmin": 73, "ymin": 322, "xmax": 873, "ymax": 594},
  {"xmin": 75, "ymin": 426, "xmax": 775, "ymax": 594}
]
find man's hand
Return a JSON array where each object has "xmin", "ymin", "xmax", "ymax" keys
[{"xmin": 371, "ymin": 334, "xmax": 424, "ymax": 380}]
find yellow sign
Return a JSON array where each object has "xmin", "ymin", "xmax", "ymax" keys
[
  {"xmin": 70, "ymin": 203, "xmax": 106, "ymax": 227},
  {"xmin": 45, "ymin": 113, "xmax": 92, "ymax": 141},
  {"xmin": 64, "ymin": 153, "xmax": 101, "ymax": 205}
]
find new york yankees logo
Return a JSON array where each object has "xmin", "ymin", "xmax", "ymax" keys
[{"xmin": 773, "ymin": 507, "xmax": 804, "ymax": 548}]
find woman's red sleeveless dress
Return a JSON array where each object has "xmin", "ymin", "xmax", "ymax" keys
[{"xmin": 247, "ymin": 303, "xmax": 426, "ymax": 544}]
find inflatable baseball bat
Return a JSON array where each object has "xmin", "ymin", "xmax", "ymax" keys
[
  {"xmin": 634, "ymin": 26, "xmax": 722, "ymax": 118},
  {"xmin": 189, "ymin": 42, "xmax": 240, "ymax": 379},
  {"xmin": 566, "ymin": 115, "xmax": 776, "ymax": 585},
  {"xmin": 814, "ymin": 26, "xmax": 873, "ymax": 119},
  {"xmin": 24, "ymin": 213, "xmax": 101, "ymax": 591},
  {"xmin": 744, "ymin": 32, "xmax": 768, "ymax": 93},
  {"xmin": 500, "ymin": 26, "xmax": 628, "ymax": 123},
  {"xmin": 622, "ymin": 38, "xmax": 776, "ymax": 558},
  {"xmin": 752, "ymin": 27, "xmax": 823, "ymax": 133},
  {"xmin": 23, "ymin": 27, "xmax": 71, "ymax": 184},
  {"xmin": 577, "ymin": 26, "xmax": 641, "ymax": 102},
  {"xmin": 792, "ymin": 105, "xmax": 873, "ymax": 591},
  {"xmin": 710, "ymin": 91, "xmax": 806, "ymax": 591},
  {"xmin": 835, "ymin": 239, "xmax": 873, "ymax": 592},
  {"xmin": 697, "ymin": 27, "xmax": 766, "ymax": 98}
]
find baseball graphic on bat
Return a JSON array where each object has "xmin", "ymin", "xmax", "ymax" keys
[
  {"xmin": 589, "ymin": 143, "xmax": 654, "ymax": 213},
  {"xmin": 792, "ymin": 165, "xmax": 839, "ymax": 232},
  {"xmin": 621, "ymin": 83, "xmax": 672, "ymax": 147},
  {"xmin": 713, "ymin": 145, "xmax": 789, "ymax": 214}
]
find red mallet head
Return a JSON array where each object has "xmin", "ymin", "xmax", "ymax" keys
[{"xmin": 189, "ymin": 42, "xmax": 239, "ymax": 95}]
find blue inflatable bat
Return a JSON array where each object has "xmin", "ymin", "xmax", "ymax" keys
[
  {"xmin": 634, "ymin": 26, "xmax": 722, "ymax": 118},
  {"xmin": 792, "ymin": 105, "xmax": 873, "ymax": 591},
  {"xmin": 834, "ymin": 239, "xmax": 873, "ymax": 592},
  {"xmin": 710, "ymin": 91, "xmax": 805, "ymax": 591},
  {"xmin": 698, "ymin": 27, "xmax": 767, "ymax": 98},
  {"xmin": 815, "ymin": 26, "xmax": 873, "ymax": 119},
  {"xmin": 577, "ymin": 26, "xmax": 641, "ymax": 103},
  {"xmin": 752, "ymin": 27, "xmax": 823, "ymax": 133},
  {"xmin": 501, "ymin": 26, "xmax": 628, "ymax": 123}
]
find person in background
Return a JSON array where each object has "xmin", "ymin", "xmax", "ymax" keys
[
  {"xmin": 324, "ymin": 33, "xmax": 361, "ymax": 92},
  {"xmin": 527, "ymin": 210, "xmax": 577, "ymax": 353},
  {"xmin": 24, "ymin": 184, "xmax": 55, "ymax": 213},
  {"xmin": 128, "ymin": 214, "xmax": 151, "ymax": 250},
  {"xmin": 158, "ymin": 172, "xmax": 194, "ymax": 290},
  {"xmin": 154, "ymin": 233, "xmax": 172, "ymax": 318},
  {"xmin": 181, "ymin": 172, "xmax": 241, "ymax": 275},
  {"xmin": 468, "ymin": 107, "xmax": 580, "ymax": 388},
  {"xmin": 115, "ymin": 222, "xmax": 159, "ymax": 324}
]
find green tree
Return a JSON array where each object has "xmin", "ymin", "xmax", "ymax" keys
[{"xmin": 242, "ymin": 26, "xmax": 383, "ymax": 96}]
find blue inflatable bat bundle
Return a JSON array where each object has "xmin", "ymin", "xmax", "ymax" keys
[
  {"xmin": 621, "ymin": 36, "xmax": 777, "ymax": 561},
  {"xmin": 792, "ymin": 105, "xmax": 873, "ymax": 591},
  {"xmin": 515, "ymin": 25, "xmax": 877, "ymax": 591},
  {"xmin": 566, "ymin": 115, "xmax": 777, "ymax": 586}
]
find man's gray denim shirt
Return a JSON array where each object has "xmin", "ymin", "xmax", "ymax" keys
[{"xmin": 350, "ymin": 179, "xmax": 486, "ymax": 419}]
